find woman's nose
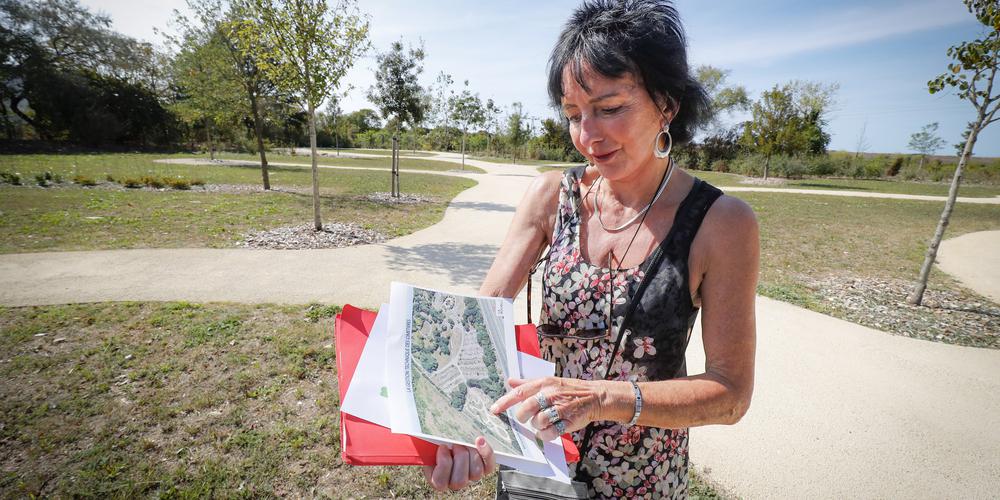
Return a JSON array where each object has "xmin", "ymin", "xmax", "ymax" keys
[{"xmin": 577, "ymin": 115, "xmax": 602, "ymax": 152}]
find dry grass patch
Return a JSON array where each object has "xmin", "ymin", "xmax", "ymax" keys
[{"xmin": 0, "ymin": 302, "xmax": 723, "ymax": 498}]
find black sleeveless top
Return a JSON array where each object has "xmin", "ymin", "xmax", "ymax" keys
[{"xmin": 537, "ymin": 166, "xmax": 723, "ymax": 499}]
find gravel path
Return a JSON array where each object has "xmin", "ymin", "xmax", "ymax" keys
[{"xmin": 1, "ymin": 152, "xmax": 999, "ymax": 498}]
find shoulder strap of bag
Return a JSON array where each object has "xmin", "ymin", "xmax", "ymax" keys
[{"xmin": 576, "ymin": 178, "xmax": 706, "ymax": 458}]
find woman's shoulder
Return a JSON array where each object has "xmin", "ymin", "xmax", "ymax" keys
[{"xmin": 698, "ymin": 188, "xmax": 759, "ymax": 254}]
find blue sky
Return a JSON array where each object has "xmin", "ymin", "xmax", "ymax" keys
[{"xmin": 89, "ymin": 0, "xmax": 999, "ymax": 156}]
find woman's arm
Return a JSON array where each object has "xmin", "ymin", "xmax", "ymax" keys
[
  {"xmin": 492, "ymin": 194, "xmax": 759, "ymax": 438},
  {"xmin": 597, "ymin": 195, "xmax": 758, "ymax": 428}
]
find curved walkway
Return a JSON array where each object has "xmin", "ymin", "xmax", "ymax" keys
[
  {"xmin": 1, "ymin": 153, "xmax": 521, "ymax": 309},
  {"xmin": 1, "ymin": 153, "xmax": 999, "ymax": 498},
  {"xmin": 937, "ymin": 230, "xmax": 1000, "ymax": 302},
  {"xmin": 723, "ymin": 185, "xmax": 1000, "ymax": 204}
]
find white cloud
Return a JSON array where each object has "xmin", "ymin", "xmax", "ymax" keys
[{"xmin": 689, "ymin": 0, "xmax": 973, "ymax": 66}]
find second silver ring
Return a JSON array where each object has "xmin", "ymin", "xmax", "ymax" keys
[
  {"xmin": 544, "ymin": 406, "xmax": 560, "ymax": 424},
  {"xmin": 535, "ymin": 391, "xmax": 551, "ymax": 410}
]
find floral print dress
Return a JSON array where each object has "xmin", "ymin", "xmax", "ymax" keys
[{"xmin": 537, "ymin": 166, "xmax": 723, "ymax": 499}]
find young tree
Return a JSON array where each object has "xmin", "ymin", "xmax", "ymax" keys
[
  {"xmin": 854, "ymin": 120, "xmax": 870, "ymax": 159},
  {"xmin": 695, "ymin": 65, "xmax": 750, "ymax": 133},
  {"xmin": 740, "ymin": 84, "xmax": 796, "ymax": 179},
  {"xmin": 221, "ymin": 0, "xmax": 281, "ymax": 189},
  {"xmin": 170, "ymin": 29, "xmax": 243, "ymax": 160},
  {"xmin": 907, "ymin": 122, "xmax": 946, "ymax": 169},
  {"xmin": 325, "ymin": 94, "xmax": 342, "ymax": 156},
  {"xmin": 367, "ymin": 39, "xmax": 425, "ymax": 197},
  {"xmin": 908, "ymin": 0, "xmax": 1000, "ymax": 305},
  {"xmin": 483, "ymin": 98, "xmax": 501, "ymax": 155},
  {"xmin": 741, "ymin": 80, "xmax": 836, "ymax": 178},
  {"xmin": 429, "ymin": 70, "xmax": 454, "ymax": 128},
  {"xmin": 231, "ymin": 0, "xmax": 369, "ymax": 230},
  {"xmin": 448, "ymin": 80, "xmax": 485, "ymax": 169},
  {"xmin": 506, "ymin": 102, "xmax": 528, "ymax": 163}
]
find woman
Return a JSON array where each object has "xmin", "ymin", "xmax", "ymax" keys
[{"xmin": 424, "ymin": 0, "xmax": 757, "ymax": 497}]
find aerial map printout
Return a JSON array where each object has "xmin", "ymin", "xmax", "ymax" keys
[{"xmin": 385, "ymin": 282, "xmax": 545, "ymax": 464}]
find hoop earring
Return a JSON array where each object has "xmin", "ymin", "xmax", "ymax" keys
[{"xmin": 654, "ymin": 123, "xmax": 673, "ymax": 159}]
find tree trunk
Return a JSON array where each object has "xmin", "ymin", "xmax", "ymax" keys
[
  {"xmin": 207, "ymin": 119, "xmax": 216, "ymax": 161},
  {"xmin": 0, "ymin": 99, "xmax": 14, "ymax": 140},
  {"xmin": 308, "ymin": 102, "xmax": 322, "ymax": 231},
  {"xmin": 461, "ymin": 128, "xmax": 466, "ymax": 170},
  {"xmin": 250, "ymin": 91, "xmax": 270, "ymax": 190},
  {"xmin": 392, "ymin": 134, "xmax": 400, "ymax": 198},
  {"xmin": 918, "ymin": 155, "xmax": 925, "ymax": 171},
  {"xmin": 907, "ymin": 122, "xmax": 980, "ymax": 305},
  {"xmin": 10, "ymin": 95, "xmax": 50, "ymax": 140},
  {"xmin": 764, "ymin": 152, "xmax": 771, "ymax": 180}
]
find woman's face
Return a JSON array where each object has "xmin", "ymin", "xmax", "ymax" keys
[{"xmin": 560, "ymin": 64, "xmax": 669, "ymax": 182}]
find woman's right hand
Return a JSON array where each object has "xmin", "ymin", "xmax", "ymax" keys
[{"xmin": 422, "ymin": 437, "xmax": 496, "ymax": 492}]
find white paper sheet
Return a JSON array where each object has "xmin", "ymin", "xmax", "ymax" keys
[
  {"xmin": 340, "ymin": 304, "xmax": 391, "ymax": 428},
  {"xmin": 385, "ymin": 282, "xmax": 546, "ymax": 464}
]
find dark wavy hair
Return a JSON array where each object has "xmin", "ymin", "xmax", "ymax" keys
[{"xmin": 547, "ymin": 0, "xmax": 710, "ymax": 145}]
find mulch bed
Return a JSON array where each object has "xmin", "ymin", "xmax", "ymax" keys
[
  {"xmin": 806, "ymin": 274, "xmax": 1000, "ymax": 349},
  {"xmin": 237, "ymin": 223, "xmax": 386, "ymax": 250}
]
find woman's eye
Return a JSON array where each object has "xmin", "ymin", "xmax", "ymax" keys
[
  {"xmin": 566, "ymin": 115, "xmax": 581, "ymax": 123},
  {"xmin": 601, "ymin": 106, "xmax": 623, "ymax": 115}
]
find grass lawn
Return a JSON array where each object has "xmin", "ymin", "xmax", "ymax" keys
[
  {"xmin": 737, "ymin": 191, "xmax": 1000, "ymax": 329},
  {"xmin": 690, "ymin": 171, "xmax": 1000, "ymax": 198},
  {"xmin": 469, "ymin": 155, "xmax": 577, "ymax": 167},
  {"xmin": 535, "ymin": 166, "xmax": 1000, "ymax": 198},
  {"xmin": 319, "ymin": 147, "xmax": 435, "ymax": 157},
  {"xmin": 216, "ymin": 151, "xmax": 482, "ymax": 173},
  {"xmin": 0, "ymin": 154, "xmax": 475, "ymax": 253},
  {"xmin": 0, "ymin": 302, "xmax": 723, "ymax": 498},
  {"xmin": 0, "ymin": 152, "xmax": 483, "ymax": 180}
]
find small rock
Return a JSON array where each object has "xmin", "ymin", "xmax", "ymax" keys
[
  {"xmin": 229, "ymin": 340, "xmax": 236, "ymax": 346},
  {"xmin": 323, "ymin": 343, "xmax": 333, "ymax": 349},
  {"xmin": 53, "ymin": 337, "xmax": 66, "ymax": 343},
  {"xmin": 124, "ymin": 354, "xmax": 133, "ymax": 360},
  {"xmin": 34, "ymin": 333, "xmax": 46, "ymax": 337}
]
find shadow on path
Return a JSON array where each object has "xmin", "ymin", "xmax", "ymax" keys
[
  {"xmin": 447, "ymin": 201, "xmax": 516, "ymax": 213},
  {"xmin": 386, "ymin": 243, "xmax": 498, "ymax": 287}
]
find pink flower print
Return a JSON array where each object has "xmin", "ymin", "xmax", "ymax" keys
[
  {"xmin": 633, "ymin": 337, "xmax": 656, "ymax": 359},
  {"xmin": 623, "ymin": 425, "xmax": 642, "ymax": 445}
]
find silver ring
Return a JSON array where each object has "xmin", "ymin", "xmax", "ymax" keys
[
  {"xmin": 535, "ymin": 391, "xmax": 550, "ymax": 410},
  {"xmin": 544, "ymin": 406, "xmax": 560, "ymax": 424},
  {"xmin": 554, "ymin": 420, "xmax": 567, "ymax": 434}
]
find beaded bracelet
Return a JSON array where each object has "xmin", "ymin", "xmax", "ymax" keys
[{"xmin": 627, "ymin": 381, "xmax": 643, "ymax": 427}]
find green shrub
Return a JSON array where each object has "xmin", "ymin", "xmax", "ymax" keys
[
  {"xmin": 0, "ymin": 171, "xmax": 21, "ymax": 185},
  {"xmin": 191, "ymin": 178, "xmax": 206, "ymax": 186},
  {"xmin": 711, "ymin": 160, "xmax": 729, "ymax": 173},
  {"xmin": 105, "ymin": 173, "xmax": 115, "ymax": 182},
  {"xmin": 122, "ymin": 177, "xmax": 143, "ymax": 188},
  {"xmin": 72, "ymin": 174, "xmax": 97, "ymax": 187},
  {"xmin": 806, "ymin": 156, "xmax": 839, "ymax": 176},
  {"xmin": 35, "ymin": 173, "xmax": 49, "ymax": 187},
  {"xmin": 166, "ymin": 177, "xmax": 191, "ymax": 190},
  {"xmin": 141, "ymin": 175, "xmax": 165, "ymax": 189},
  {"xmin": 731, "ymin": 154, "xmax": 764, "ymax": 177}
]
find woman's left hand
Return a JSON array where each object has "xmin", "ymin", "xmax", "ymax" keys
[{"xmin": 490, "ymin": 376, "xmax": 609, "ymax": 441}]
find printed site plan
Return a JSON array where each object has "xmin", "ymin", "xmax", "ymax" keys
[{"xmin": 385, "ymin": 282, "xmax": 544, "ymax": 463}]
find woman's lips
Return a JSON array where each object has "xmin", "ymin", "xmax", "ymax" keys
[{"xmin": 592, "ymin": 150, "xmax": 618, "ymax": 162}]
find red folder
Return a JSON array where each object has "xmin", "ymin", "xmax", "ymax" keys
[{"xmin": 335, "ymin": 304, "xmax": 580, "ymax": 466}]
